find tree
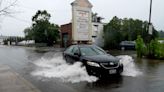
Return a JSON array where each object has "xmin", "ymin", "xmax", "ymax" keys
[
  {"xmin": 32, "ymin": 10, "xmax": 51, "ymax": 23},
  {"xmin": 92, "ymin": 12, "xmax": 104, "ymax": 23},
  {"xmin": 0, "ymin": 0, "xmax": 17, "ymax": 16},
  {"xmin": 104, "ymin": 16, "xmax": 123, "ymax": 49},
  {"xmin": 103, "ymin": 16, "xmax": 159, "ymax": 49},
  {"xmin": 24, "ymin": 27, "xmax": 33, "ymax": 40},
  {"xmin": 25, "ymin": 10, "xmax": 59, "ymax": 46}
]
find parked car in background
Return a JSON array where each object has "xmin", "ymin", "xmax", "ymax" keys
[
  {"xmin": 158, "ymin": 40, "xmax": 164, "ymax": 44},
  {"xmin": 120, "ymin": 41, "xmax": 136, "ymax": 50},
  {"xmin": 63, "ymin": 45, "xmax": 123, "ymax": 77}
]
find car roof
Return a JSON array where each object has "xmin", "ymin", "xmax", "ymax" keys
[{"xmin": 71, "ymin": 44, "xmax": 95, "ymax": 48}]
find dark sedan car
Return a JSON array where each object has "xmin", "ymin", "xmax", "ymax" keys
[{"xmin": 63, "ymin": 45, "xmax": 123, "ymax": 77}]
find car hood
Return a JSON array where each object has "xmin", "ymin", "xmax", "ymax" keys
[{"xmin": 82, "ymin": 54, "xmax": 119, "ymax": 63}]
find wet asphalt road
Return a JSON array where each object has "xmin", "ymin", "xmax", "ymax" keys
[{"xmin": 0, "ymin": 45, "xmax": 164, "ymax": 92}]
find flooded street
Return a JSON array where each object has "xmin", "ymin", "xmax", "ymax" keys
[{"xmin": 0, "ymin": 45, "xmax": 164, "ymax": 92}]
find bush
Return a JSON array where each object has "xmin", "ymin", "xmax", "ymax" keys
[
  {"xmin": 136, "ymin": 36, "xmax": 164, "ymax": 59},
  {"xmin": 147, "ymin": 39, "xmax": 164, "ymax": 59},
  {"xmin": 135, "ymin": 35, "xmax": 145, "ymax": 58}
]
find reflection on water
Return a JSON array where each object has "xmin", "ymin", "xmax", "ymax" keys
[
  {"xmin": 108, "ymin": 50, "xmax": 136, "ymax": 57},
  {"xmin": 136, "ymin": 58, "xmax": 164, "ymax": 77},
  {"xmin": 86, "ymin": 76, "xmax": 123, "ymax": 89}
]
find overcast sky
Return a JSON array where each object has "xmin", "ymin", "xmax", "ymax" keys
[{"xmin": 0, "ymin": 0, "xmax": 164, "ymax": 36}]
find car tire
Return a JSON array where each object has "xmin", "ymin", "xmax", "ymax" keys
[
  {"xmin": 65, "ymin": 56, "xmax": 74, "ymax": 64},
  {"xmin": 116, "ymin": 66, "xmax": 123, "ymax": 75},
  {"xmin": 65, "ymin": 56, "xmax": 69, "ymax": 62},
  {"xmin": 86, "ymin": 66, "xmax": 101, "ymax": 77}
]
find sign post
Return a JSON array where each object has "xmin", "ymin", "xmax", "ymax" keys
[{"xmin": 71, "ymin": 0, "xmax": 93, "ymax": 44}]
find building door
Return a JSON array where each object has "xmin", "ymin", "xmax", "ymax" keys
[{"xmin": 63, "ymin": 33, "xmax": 69, "ymax": 48}]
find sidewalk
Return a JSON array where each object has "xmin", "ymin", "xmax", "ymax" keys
[{"xmin": 0, "ymin": 64, "xmax": 41, "ymax": 92}]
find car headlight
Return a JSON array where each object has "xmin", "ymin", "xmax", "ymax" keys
[{"xmin": 87, "ymin": 61, "xmax": 100, "ymax": 67}]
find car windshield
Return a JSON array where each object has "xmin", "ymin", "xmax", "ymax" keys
[{"xmin": 80, "ymin": 46, "xmax": 106, "ymax": 56}]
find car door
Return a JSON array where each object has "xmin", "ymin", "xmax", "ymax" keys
[
  {"xmin": 64, "ymin": 45, "xmax": 74, "ymax": 63},
  {"xmin": 70, "ymin": 46, "xmax": 80, "ymax": 62}
]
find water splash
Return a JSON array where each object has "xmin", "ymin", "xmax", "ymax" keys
[
  {"xmin": 31, "ymin": 53, "xmax": 142, "ymax": 83},
  {"xmin": 117, "ymin": 55, "xmax": 142, "ymax": 77},
  {"xmin": 31, "ymin": 54, "xmax": 98, "ymax": 83}
]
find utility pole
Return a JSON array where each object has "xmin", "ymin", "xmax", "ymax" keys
[
  {"xmin": 149, "ymin": 0, "xmax": 152, "ymax": 24},
  {"xmin": 148, "ymin": 0, "xmax": 153, "ymax": 35}
]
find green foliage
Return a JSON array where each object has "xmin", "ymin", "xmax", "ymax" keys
[
  {"xmin": 135, "ymin": 36, "xmax": 164, "ymax": 59},
  {"xmin": 24, "ymin": 27, "xmax": 33, "ymax": 40},
  {"xmin": 104, "ymin": 16, "xmax": 123, "ymax": 49},
  {"xmin": 161, "ymin": 43, "xmax": 164, "ymax": 59},
  {"xmin": 135, "ymin": 35, "xmax": 145, "ymax": 58},
  {"xmin": 147, "ymin": 39, "xmax": 164, "ymax": 59},
  {"xmin": 104, "ymin": 16, "xmax": 159, "ymax": 49},
  {"xmin": 32, "ymin": 10, "xmax": 51, "ymax": 23},
  {"xmin": 24, "ymin": 10, "xmax": 60, "ymax": 46}
]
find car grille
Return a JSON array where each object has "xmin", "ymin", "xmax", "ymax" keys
[{"xmin": 100, "ymin": 62, "xmax": 119, "ymax": 69}]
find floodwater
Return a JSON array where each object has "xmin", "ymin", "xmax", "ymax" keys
[{"xmin": 0, "ymin": 45, "xmax": 164, "ymax": 92}]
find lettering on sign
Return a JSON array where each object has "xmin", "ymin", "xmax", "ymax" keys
[{"xmin": 76, "ymin": 10, "xmax": 90, "ymax": 40}]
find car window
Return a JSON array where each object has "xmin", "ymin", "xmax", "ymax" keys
[
  {"xmin": 80, "ymin": 46, "xmax": 106, "ymax": 56},
  {"xmin": 72, "ymin": 46, "xmax": 79, "ymax": 54},
  {"xmin": 93, "ymin": 46, "xmax": 106, "ymax": 55},
  {"xmin": 65, "ymin": 46, "xmax": 74, "ymax": 53},
  {"xmin": 94, "ymin": 46, "xmax": 106, "ymax": 54}
]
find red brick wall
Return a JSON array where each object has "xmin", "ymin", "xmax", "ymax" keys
[{"xmin": 60, "ymin": 23, "xmax": 72, "ymax": 47}]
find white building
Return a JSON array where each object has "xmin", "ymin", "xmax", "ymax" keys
[{"xmin": 92, "ymin": 22, "xmax": 105, "ymax": 47}]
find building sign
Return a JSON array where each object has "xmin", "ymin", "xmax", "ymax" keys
[
  {"xmin": 76, "ymin": 10, "xmax": 90, "ymax": 40},
  {"xmin": 71, "ymin": 0, "xmax": 93, "ymax": 43},
  {"xmin": 148, "ymin": 24, "xmax": 153, "ymax": 35}
]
